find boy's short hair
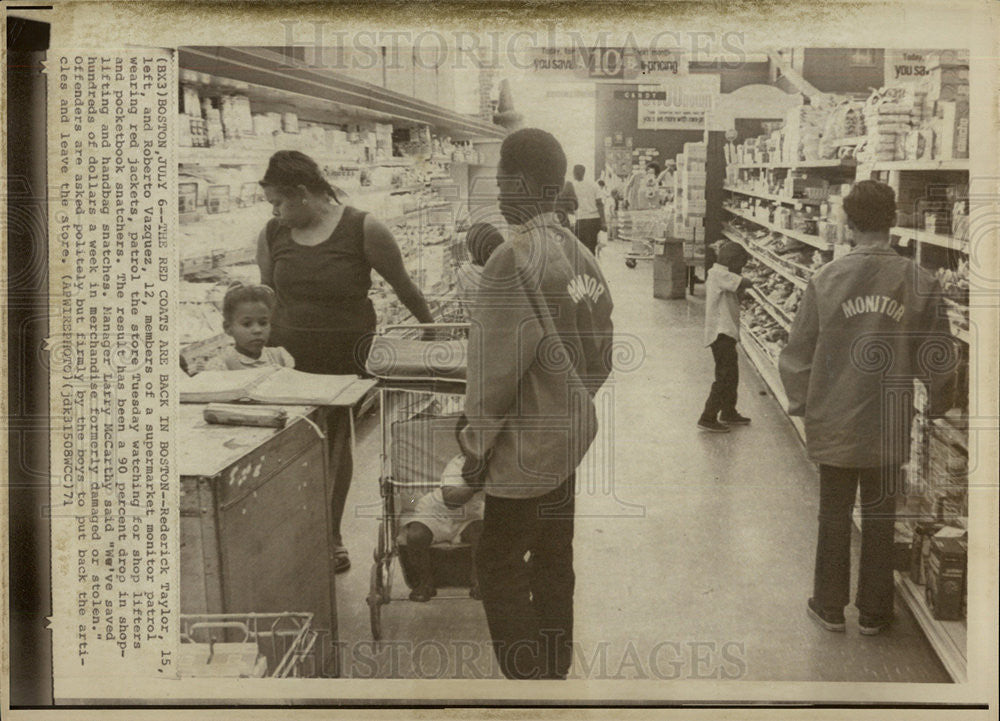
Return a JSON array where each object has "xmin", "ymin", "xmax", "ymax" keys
[
  {"xmin": 499, "ymin": 128, "xmax": 567, "ymax": 198},
  {"xmin": 646, "ymin": 161, "xmax": 661, "ymax": 175},
  {"xmin": 222, "ymin": 283, "xmax": 276, "ymax": 323},
  {"xmin": 843, "ymin": 180, "xmax": 896, "ymax": 232},
  {"xmin": 716, "ymin": 241, "xmax": 749, "ymax": 270}
]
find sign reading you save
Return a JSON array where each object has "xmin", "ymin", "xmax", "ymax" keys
[
  {"xmin": 636, "ymin": 75, "xmax": 720, "ymax": 130},
  {"xmin": 528, "ymin": 46, "xmax": 687, "ymax": 81}
]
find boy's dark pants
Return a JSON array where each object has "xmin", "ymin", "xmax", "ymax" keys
[
  {"xmin": 476, "ymin": 476, "xmax": 575, "ymax": 680},
  {"xmin": 813, "ymin": 464, "xmax": 900, "ymax": 619},
  {"xmin": 701, "ymin": 333, "xmax": 739, "ymax": 421}
]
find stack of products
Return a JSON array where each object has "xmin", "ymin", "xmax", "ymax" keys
[
  {"xmin": 674, "ymin": 143, "xmax": 706, "ymax": 252},
  {"xmin": 782, "ymin": 105, "xmax": 828, "ymax": 163}
]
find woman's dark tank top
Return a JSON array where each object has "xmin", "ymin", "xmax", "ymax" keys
[{"xmin": 265, "ymin": 205, "xmax": 376, "ymax": 334}]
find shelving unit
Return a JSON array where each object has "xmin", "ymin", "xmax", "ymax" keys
[
  {"xmin": 177, "ymin": 47, "xmax": 502, "ymax": 364},
  {"xmin": 726, "ymin": 94, "xmax": 971, "ymax": 681},
  {"xmin": 748, "ymin": 287, "xmax": 792, "ymax": 331},
  {"xmin": 896, "ymin": 571, "xmax": 968, "ymax": 682},
  {"xmin": 723, "ymin": 184, "xmax": 823, "ymax": 206},
  {"xmin": 723, "ymin": 226, "xmax": 810, "ymax": 290},
  {"xmin": 738, "ymin": 320, "xmax": 805, "ymax": 442},
  {"xmin": 722, "ymin": 204, "xmax": 832, "ymax": 251},
  {"xmin": 730, "ymin": 159, "xmax": 856, "ymax": 170}
]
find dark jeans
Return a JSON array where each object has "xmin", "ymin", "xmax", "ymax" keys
[
  {"xmin": 700, "ymin": 334, "xmax": 739, "ymax": 421},
  {"xmin": 575, "ymin": 218, "xmax": 601, "ymax": 255},
  {"xmin": 813, "ymin": 464, "xmax": 901, "ymax": 618},
  {"xmin": 477, "ymin": 477, "xmax": 576, "ymax": 680}
]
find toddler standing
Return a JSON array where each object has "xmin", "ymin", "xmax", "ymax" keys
[{"xmin": 698, "ymin": 241, "xmax": 754, "ymax": 433}]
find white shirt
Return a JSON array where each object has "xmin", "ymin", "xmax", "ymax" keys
[
  {"xmin": 570, "ymin": 179, "xmax": 601, "ymax": 220},
  {"xmin": 704, "ymin": 263, "xmax": 743, "ymax": 346}
]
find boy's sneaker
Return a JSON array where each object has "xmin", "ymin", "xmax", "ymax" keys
[
  {"xmin": 720, "ymin": 412, "xmax": 751, "ymax": 425},
  {"xmin": 697, "ymin": 418, "xmax": 731, "ymax": 433},
  {"xmin": 858, "ymin": 613, "xmax": 893, "ymax": 636},
  {"xmin": 807, "ymin": 598, "xmax": 845, "ymax": 632}
]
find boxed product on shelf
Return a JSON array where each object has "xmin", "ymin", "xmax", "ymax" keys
[
  {"xmin": 936, "ymin": 99, "xmax": 970, "ymax": 160},
  {"xmin": 909, "ymin": 520, "xmax": 944, "ymax": 584},
  {"xmin": 924, "ymin": 531, "xmax": 967, "ymax": 620}
]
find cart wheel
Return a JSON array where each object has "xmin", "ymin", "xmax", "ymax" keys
[{"xmin": 625, "ymin": 258, "xmax": 637, "ymax": 269}]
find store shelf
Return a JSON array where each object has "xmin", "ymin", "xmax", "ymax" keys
[
  {"xmin": 895, "ymin": 571, "xmax": 967, "ymax": 683},
  {"xmin": 748, "ymin": 287, "xmax": 793, "ymax": 331},
  {"xmin": 869, "ymin": 159, "xmax": 969, "ymax": 172},
  {"xmin": 890, "ymin": 226, "xmax": 969, "ymax": 252},
  {"xmin": 723, "ymin": 185, "xmax": 823, "ymax": 206},
  {"xmin": 723, "ymin": 227, "xmax": 810, "ymax": 290},
  {"xmin": 731, "ymin": 158, "xmax": 856, "ymax": 171},
  {"xmin": 179, "ymin": 146, "xmax": 417, "ymax": 169},
  {"xmin": 723, "ymin": 205, "xmax": 833, "ymax": 252},
  {"xmin": 738, "ymin": 321, "xmax": 805, "ymax": 444},
  {"xmin": 178, "ymin": 46, "xmax": 506, "ymax": 141}
]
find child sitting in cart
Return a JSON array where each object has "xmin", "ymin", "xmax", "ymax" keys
[
  {"xmin": 203, "ymin": 283, "xmax": 295, "ymax": 372},
  {"xmin": 400, "ymin": 454, "xmax": 485, "ymax": 602}
]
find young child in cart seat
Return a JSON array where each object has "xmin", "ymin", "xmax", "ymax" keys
[
  {"xmin": 698, "ymin": 240, "xmax": 754, "ymax": 433},
  {"xmin": 400, "ymin": 454, "xmax": 485, "ymax": 602},
  {"xmin": 202, "ymin": 283, "xmax": 295, "ymax": 372}
]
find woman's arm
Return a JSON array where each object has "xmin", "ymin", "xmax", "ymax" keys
[
  {"xmin": 362, "ymin": 215, "xmax": 434, "ymax": 324},
  {"xmin": 256, "ymin": 226, "xmax": 273, "ymax": 287}
]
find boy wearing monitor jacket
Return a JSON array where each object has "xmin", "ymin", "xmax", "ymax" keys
[
  {"xmin": 779, "ymin": 180, "xmax": 956, "ymax": 636},
  {"xmin": 457, "ymin": 128, "xmax": 615, "ymax": 680}
]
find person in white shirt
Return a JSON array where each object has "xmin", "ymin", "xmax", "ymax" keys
[
  {"xmin": 698, "ymin": 241, "xmax": 754, "ymax": 433},
  {"xmin": 568, "ymin": 165, "xmax": 606, "ymax": 255}
]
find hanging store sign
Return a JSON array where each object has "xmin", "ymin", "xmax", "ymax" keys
[
  {"xmin": 636, "ymin": 75, "xmax": 720, "ymax": 130},
  {"xmin": 527, "ymin": 47, "xmax": 687, "ymax": 81}
]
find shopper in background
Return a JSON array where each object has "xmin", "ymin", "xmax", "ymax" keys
[
  {"xmin": 459, "ymin": 128, "xmax": 615, "ymax": 680},
  {"xmin": 568, "ymin": 164, "xmax": 606, "ymax": 256},
  {"xmin": 553, "ymin": 177, "xmax": 577, "ymax": 230},
  {"xmin": 698, "ymin": 241, "xmax": 754, "ymax": 433},
  {"xmin": 257, "ymin": 149, "xmax": 436, "ymax": 574},
  {"xmin": 779, "ymin": 180, "xmax": 956, "ymax": 636}
]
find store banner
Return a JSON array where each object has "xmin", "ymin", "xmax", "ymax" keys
[
  {"xmin": 884, "ymin": 49, "xmax": 935, "ymax": 85},
  {"xmin": 527, "ymin": 46, "xmax": 687, "ymax": 81},
  {"xmin": 636, "ymin": 75, "xmax": 720, "ymax": 130}
]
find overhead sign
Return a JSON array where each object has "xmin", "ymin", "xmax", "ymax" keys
[
  {"xmin": 636, "ymin": 75, "xmax": 720, "ymax": 130},
  {"xmin": 528, "ymin": 47, "xmax": 687, "ymax": 81},
  {"xmin": 615, "ymin": 90, "xmax": 666, "ymax": 100}
]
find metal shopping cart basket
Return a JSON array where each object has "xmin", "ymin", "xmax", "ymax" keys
[
  {"xmin": 179, "ymin": 612, "xmax": 319, "ymax": 678},
  {"xmin": 620, "ymin": 207, "xmax": 671, "ymax": 268},
  {"xmin": 363, "ymin": 322, "xmax": 476, "ymax": 642}
]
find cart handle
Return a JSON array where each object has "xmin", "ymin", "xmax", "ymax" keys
[
  {"xmin": 183, "ymin": 621, "xmax": 251, "ymax": 644},
  {"xmin": 379, "ymin": 322, "xmax": 469, "ymax": 331}
]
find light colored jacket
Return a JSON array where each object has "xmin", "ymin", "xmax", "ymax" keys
[
  {"xmin": 459, "ymin": 213, "xmax": 615, "ymax": 499},
  {"xmin": 778, "ymin": 245, "xmax": 955, "ymax": 467}
]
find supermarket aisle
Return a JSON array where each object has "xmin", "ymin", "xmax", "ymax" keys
[{"xmin": 334, "ymin": 241, "xmax": 949, "ymax": 682}]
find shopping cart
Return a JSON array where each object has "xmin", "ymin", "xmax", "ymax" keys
[
  {"xmin": 619, "ymin": 208, "xmax": 670, "ymax": 268},
  {"xmin": 364, "ymin": 322, "xmax": 476, "ymax": 642},
  {"xmin": 178, "ymin": 612, "xmax": 319, "ymax": 678}
]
